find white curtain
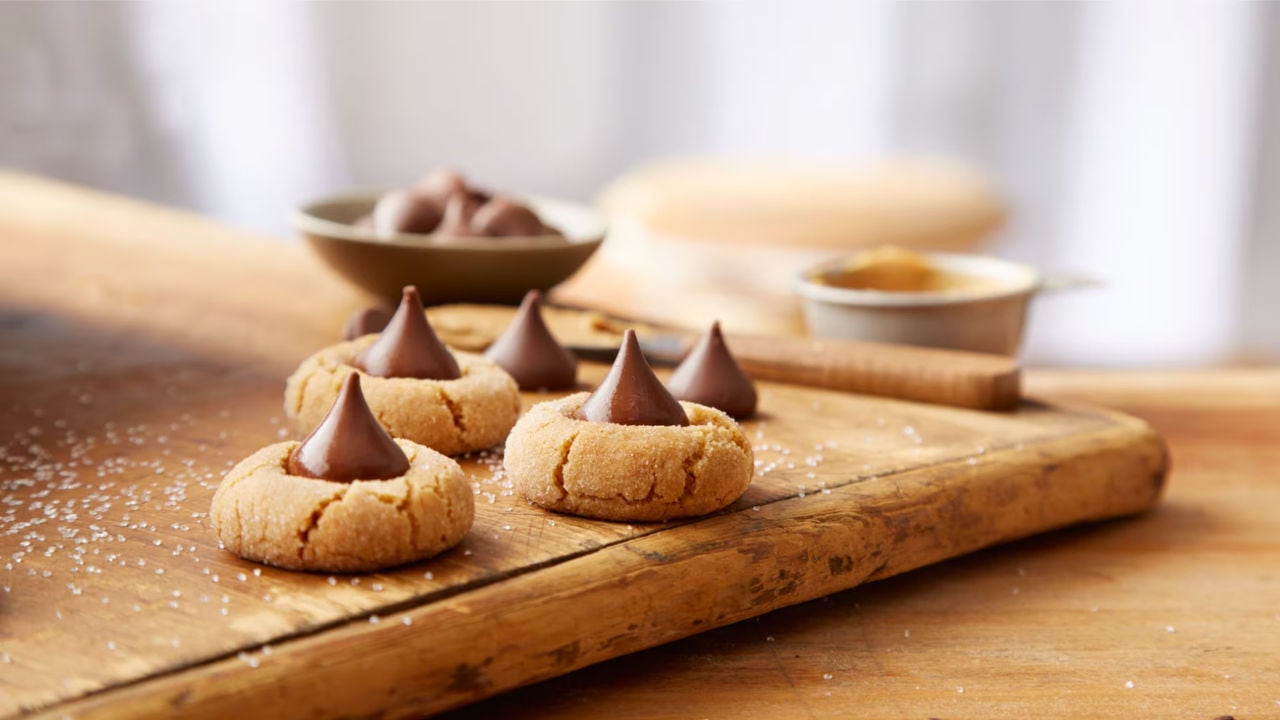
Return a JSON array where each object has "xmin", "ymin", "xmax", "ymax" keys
[{"xmin": 2, "ymin": 0, "xmax": 1276, "ymax": 366}]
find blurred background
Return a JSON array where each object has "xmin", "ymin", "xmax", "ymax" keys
[{"xmin": 2, "ymin": 1, "xmax": 1277, "ymax": 367}]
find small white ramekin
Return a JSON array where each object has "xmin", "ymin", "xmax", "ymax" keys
[{"xmin": 796, "ymin": 252, "xmax": 1048, "ymax": 356}]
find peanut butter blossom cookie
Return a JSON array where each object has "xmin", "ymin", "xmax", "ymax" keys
[
  {"xmin": 505, "ymin": 330, "xmax": 754, "ymax": 522},
  {"xmin": 212, "ymin": 374, "xmax": 473, "ymax": 572},
  {"xmin": 285, "ymin": 286, "xmax": 521, "ymax": 456}
]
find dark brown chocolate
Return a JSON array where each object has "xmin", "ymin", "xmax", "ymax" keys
[
  {"xmin": 353, "ymin": 286, "xmax": 461, "ymax": 380},
  {"xmin": 484, "ymin": 290, "xmax": 577, "ymax": 390},
  {"xmin": 471, "ymin": 198, "xmax": 552, "ymax": 237},
  {"xmin": 286, "ymin": 373, "xmax": 409, "ymax": 482},
  {"xmin": 665, "ymin": 321, "xmax": 757, "ymax": 419},
  {"xmin": 575, "ymin": 330, "xmax": 687, "ymax": 426},
  {"xmin": 342, "ymin": 306, "xmax": 393, "ymax": 341},
  {"xmin": 413, "ymin": 169, "xmax": 469, "ymax": 201},
  {"xmin": 370, "ymin": 189, "xmax": 443, "ymax": 236},
  {"xmin": 434, "ymin": 193, "xmax": 484, "ymax": 238}
]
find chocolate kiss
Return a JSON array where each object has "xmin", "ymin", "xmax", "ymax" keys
[
  {"xmin": 576, "ymin": 330, "xmax": 687, "ymax": 426},
  {"xmin": 434, "ymin": 193, "xmax": 483, "ymax": 237},
  {"xmin": 354, "ymin": 286, "xmax": 461, "ymax": 379},
  {"xmin": 665, "ymin": 321, "xmax": 758, "ymax": 419},
  {"xmin": 370, "ymin": 189, "xmax": 443, "ymax": 236},
  {"xmin": 413, "ymin": 169, "xmax": 468, "ymax": 201},
  {"xmin": 342, "ymin": 305, "xmax": 393, "ymax": 341},
  {"xmin": 471, "ymin": 198, "xmax": 550, "ymax": 237},
  {"xmin": 287, "ymin": 374, "xmax": 409, "ymax": 482},
  {"xmin": 485, "ymin": 290, "xmax": 576, "ymax": 390}
]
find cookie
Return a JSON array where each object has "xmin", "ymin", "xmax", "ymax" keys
[
  {"xmin": 210, "ymin": 439, "xmax": 473, "ymax": 572},
  {"xmin": 505, "ymin": 392, "xmax": 754, "ymax": 522},
  {"xmin": 284, "ymin": 335, "xmax": 520, "ymax": 456}
]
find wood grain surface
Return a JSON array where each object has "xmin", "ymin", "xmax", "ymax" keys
[{"xmin": 1, "ymin": 175, "xmax": 1267, "ymax": 720}]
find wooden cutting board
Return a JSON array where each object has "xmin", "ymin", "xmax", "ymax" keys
[
  {"xmin": 0, "ymin": 175, "xmax": 1167, "ymax": 719},
  {"xmin": 1, "ymin": 361, "xmax": 1166, "ymax": 719}
]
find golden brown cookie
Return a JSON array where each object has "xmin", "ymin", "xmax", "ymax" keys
[
  {"xmin": 284, "ymin": 335, "xmax": 520, "ymax": 456},
  {"xmin": 505, "ymin": 393, "xmax": 754, "ymax": 522},
  {"xmin": 210, "ymin": 439, "xmax": 473, "ymax": 572}
]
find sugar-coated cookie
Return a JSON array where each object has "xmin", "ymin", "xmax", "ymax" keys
[
  {"xmin": 505, "ymin": 393, "xmax": 754, "ymax": 522},
  {"xmin": 284, "ymin": 335, "xmax": 520, "ymax": 456},
  {"xmin": 210, "ymin": 439, "xmax": 473, "ymax": 572}
]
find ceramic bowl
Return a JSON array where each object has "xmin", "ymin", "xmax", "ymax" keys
[
  {"xmin": 292, "ymin": 192, "xmax": 606, "ymax": 305},
  {"xmin": 796, "ymin": 252, "xmax": 1053, "ymax": 356}
]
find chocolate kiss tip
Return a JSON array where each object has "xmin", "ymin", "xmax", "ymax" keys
[
  {"xmin": 484, "ymin": 290, "xmax": 576, "ymax": 391},
  {"xmin": 287, "ymin": 374, "xmax": 409, "ymax": 482},
  {"xmin": 354, "ymin": 286, "xmax": 461, "ymax": 380},
  {"xmin": 666, "ymin": 320, "xmax": 758, "ymax": 420},
  {"xmin": 575, "ymin": 330, "xmax": 687, "ymax": 426}
]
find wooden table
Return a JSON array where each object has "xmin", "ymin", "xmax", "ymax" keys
[{"xmin": 2, "ymin": 174, "xmax": 1277, "ymax": 718}]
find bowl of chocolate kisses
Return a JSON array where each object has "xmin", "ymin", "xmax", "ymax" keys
[{"xmin": 293, "ymin": 170, "xmax": 607, "ymax": 305}]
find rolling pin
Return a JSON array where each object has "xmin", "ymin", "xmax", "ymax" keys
[{"xmin": 720, "ymin": 333, "xmax": 1020, "ymax": 411}]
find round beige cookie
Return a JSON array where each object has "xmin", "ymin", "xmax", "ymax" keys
[
  {"xmin": 210, "ymin": 439, "xmax": 474, "ymax": 572},
  {"xmin": 284, "ymin": 335, "xmax": 520, "ymax": 456},
  {"xmin": 505, "ymin": 393, "xmax": 754, "ymax": 522}
]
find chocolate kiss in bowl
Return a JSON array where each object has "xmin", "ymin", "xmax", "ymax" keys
[
  {"xmin": 485, "ymin": 290, "xmax": 577, "ymax": 391},
  {"xmin": 575, "ymin": 330, "xmax": 687, "ymax": 427},
  {"xmin": 472, "ymin": 198, "xmax": 553, "ymax": 237},
  {"xmin": 434, "ymin": 194, "xmax": 484, "ymax": 238},
  {"xmin": 370, "ymin": 190, "xmax": 443, "ymax": 236},
  {"xmin": 665, "ymin": 321, "xmax": 758, "ymax": 420},
  {"xmin": 287, "ymin": 374, "xmax": 410, "ymax": 482},
  {"xmin": 413, "ymin": 169, "xmax": 469, "ymax": 201},
  {"xmin": 354, "ymin": 286, "xmax": 461, "ymax": 380}
]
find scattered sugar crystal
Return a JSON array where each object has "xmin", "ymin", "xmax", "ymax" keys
[
  {"xmin": 1124, "ymin": 680, "xmax": 1134, "ymax": 689},
  {"xmin": 252, "ymin": 568, "xmax": 262, "ymax": 577},
  {"xmin": 327, "ymin": 577, "xmax": 337, "ymax": 586},
  {"xmin": 423, "ymin": 571, "xmax": 434, "ymax": 580},
  {"xmin": 822, "ymin": 673, "xmax": 833, "ymax": 680},
  {"xmin": 369, "ymin": 615, "xmax": 380, "ymax": 624}
]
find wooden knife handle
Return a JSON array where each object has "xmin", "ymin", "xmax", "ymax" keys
[{"xmin": 723, "ymin": 333, "xmax": 1021, "ymax": 411}]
